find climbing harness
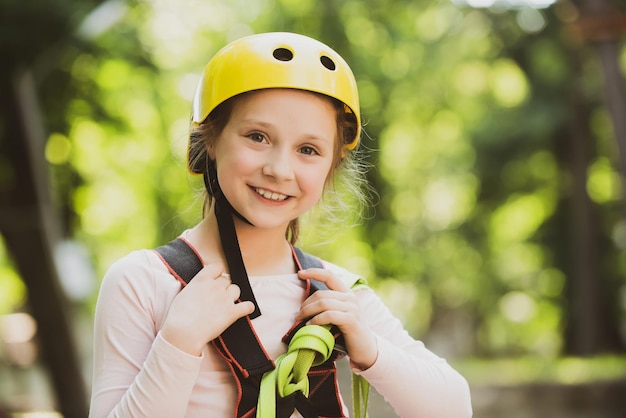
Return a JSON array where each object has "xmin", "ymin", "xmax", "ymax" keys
[{"xmin": 154, "ymin": 238, "xmax": 370, "ymax": 418}]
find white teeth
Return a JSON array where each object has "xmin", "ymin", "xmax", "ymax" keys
[{"xmin": 254, "ymin": 187, "xmax": 288, "ymax": 201}]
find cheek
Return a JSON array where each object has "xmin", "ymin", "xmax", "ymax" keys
[
  {"xmin": 230, "ymin": 151, "xmax": 258, "ymax": 173},
  {"xmin": 216, "ymin": 148, "xmax": 256, "ymax": 184},
  {"xmin": 307, "ymin": 164, "xmax": 334, "ymax": 196}
]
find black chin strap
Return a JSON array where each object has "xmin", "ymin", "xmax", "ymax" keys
[{"xmin": 204, "ymin": 170, "xmax": 262, "ymax": 319}]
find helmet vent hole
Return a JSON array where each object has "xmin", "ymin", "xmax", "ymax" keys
[
  {"xmin": 273, "ymin": 48, "xmax": 293, "ymax": 61},
  {"xmin": 320, "ymin": 55, "xmax": 336, "ymax": 71}
]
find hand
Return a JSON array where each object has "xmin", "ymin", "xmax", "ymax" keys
[
  {"xmin": 296, "ymin": 268, "xmax": 378, "ymax": 370},
  {"xmin": 161, "ymin": 263, "xmax": 255, "ymax": 356}
]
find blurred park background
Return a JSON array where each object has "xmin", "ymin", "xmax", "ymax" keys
[{"xmin": 2, "ymin": 0, "xmax": 626, "ymax": 416}]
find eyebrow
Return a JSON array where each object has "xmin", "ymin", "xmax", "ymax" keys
[{"xmin": 239, "ymin": 119, "xmax": 273, "ymax": 129}]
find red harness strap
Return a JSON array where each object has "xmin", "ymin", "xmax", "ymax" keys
[{"xmin": 154, "ymin": 238, "xmax": 346, "ymax": 418}]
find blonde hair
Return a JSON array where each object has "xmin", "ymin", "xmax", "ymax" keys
[{"xmin": 187, "ymin": 90, "xmax": 370, "ymax": 244}]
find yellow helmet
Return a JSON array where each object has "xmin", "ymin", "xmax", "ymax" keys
[{"xmin": 191, "ymin": 32, "xmax": 361, "ymax": 149}]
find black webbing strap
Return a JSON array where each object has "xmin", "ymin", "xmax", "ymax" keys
[
  {"xmin": 154, "ymin": 238, "xmax": 202, "ymax": 285},
  {"xmin": 215, "ymin": 197, "xmax": 262, "ymax": 319},
  {"xmin": 292, "ymin": 247, "xmax": 325, "ymax": 277}
]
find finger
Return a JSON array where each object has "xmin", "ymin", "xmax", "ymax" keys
[
  {"xmin": 213, "ymin": 274, "xmax": 231, "ymax": 288},
  {"xmin": 234, "ymin": 300, "xmax": 255, "ymax": 318},
  {"xmin": 226, "ymin": 283, "xmax": 241, "ymax": 300},
  {"xmin": 197, "ymin": 263, "xmax": 225, "ymax": 279},
  {"xmin": 297, "ymin": 268, "xmax": 349, "ymax": 292},
  {"xmin": 306, "ymin": 310, "xmax": 350, "ymax": 326},
  {"xmin": 297, "ymin": 298, "xmax": 349, "ymax": 321}
]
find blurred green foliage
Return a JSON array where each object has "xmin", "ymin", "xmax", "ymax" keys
[
  {"xmin": 454, "ymin": 355, "xmax": 626, "ymax": 385},
  {"xmin": 1, "ymin": 0, "xmax": 626, "ymax": 362}
]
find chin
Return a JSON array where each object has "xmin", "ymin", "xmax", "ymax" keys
[{"xmin": 234, "ymin": 214, "xmax": 290, "ymax": 232}]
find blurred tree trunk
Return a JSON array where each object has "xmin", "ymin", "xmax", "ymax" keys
[
  {"xmin": 0, "ymin": 1, "xmax": 106, "ymax": 415},
  {"xmin": 560, "ymin": 77, "xmax": 624, "ymax": 355},
  {"xmin": 562, "ymin": 0, "xmax": 626, "ymax": 355},
  {"xmin": 0, "ymin": 70, "xmax": 88, "ymax": 418}
]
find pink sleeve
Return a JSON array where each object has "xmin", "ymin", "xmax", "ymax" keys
[
  {"xmin": 353, "ymin": 288, "xmax": 473, "ymax": 418},
  {"xmin": 88, "ymin": 251, "xmax": 203, "ymax": 418}
]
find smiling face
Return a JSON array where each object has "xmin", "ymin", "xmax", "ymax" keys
[{"xmin": 208, "ymin": 89, "xmax": 338, "ymax": 233}]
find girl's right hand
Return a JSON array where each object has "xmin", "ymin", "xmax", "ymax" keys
[{"xmin": 161, "ymin": 263, "xmax": 255, "ymax": 356}]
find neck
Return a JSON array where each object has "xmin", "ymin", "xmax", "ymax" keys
[
  {"xmin": 233, "ymin": 216, "xmax": 295, "ymax": 276},
  {"xmin": 189, "ymin": 204, "xmax": 295, "ymax": 276}
]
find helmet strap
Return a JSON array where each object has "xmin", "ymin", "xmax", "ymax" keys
[
  {"xmin": 204, "ymin": 159, "xmax": 254, "ymax": 226},
  {"xmin": 204, "ymin": 165, "xmax": 262, "ymax": 318}
]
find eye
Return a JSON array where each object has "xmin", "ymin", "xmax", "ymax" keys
[
  {"xmin": 299, "ymin": 145, "xmax": 319, "ymax": 156},
  {"xmin": 247, "ymin": 132, "xmax": 267, "ymax": 143}
]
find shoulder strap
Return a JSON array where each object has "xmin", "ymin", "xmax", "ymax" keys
[
  {"xmin": 154, "ymin": 238, "xmax": 203, "ymax": 285},
  {"xmin": 291, "ymin": 247, "xmax": 329, "ymax": 294},
  {"xmin": 292, "ymin": 246, "xmax": 323, "ymax": 270},
  {"xmin": 154, "ymin": 238, "xmax": 274, "ymax": 377}
]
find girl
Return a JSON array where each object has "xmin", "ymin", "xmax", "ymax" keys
[{"xmin": 89, "ymin": 32, "xmax": 472, "ymax": 418}]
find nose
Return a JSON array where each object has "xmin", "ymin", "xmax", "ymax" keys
[{"xmin": 262, "ymin": 148, "xmax": 295, "ymax": 181}]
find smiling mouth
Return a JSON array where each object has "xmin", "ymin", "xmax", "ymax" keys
[{"xmin": 253, "ymin": 187, "xmax": 290, "ymax": 202}]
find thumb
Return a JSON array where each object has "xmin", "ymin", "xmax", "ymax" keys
[{"xmin": 234, "ymin": 300, "xmax": 255, "ymax": 318}]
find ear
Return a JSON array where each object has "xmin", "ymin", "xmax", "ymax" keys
[{"xmin": 207, "ymin": 142, "xmax": 216, "ymax": 160}]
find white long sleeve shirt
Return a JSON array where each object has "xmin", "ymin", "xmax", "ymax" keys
[{"xmin": 89, "ymin": 243, "xmax": 472, "ymax": 418}]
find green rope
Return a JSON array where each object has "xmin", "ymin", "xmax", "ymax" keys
[
  {"xmin": 352, "ymin": 373, "xmax": 370, "ymax": 418},
  {"xmin": 256, "ymin": 323, "xmax": 371, "ymax": 418},
  {"xmin": 256, "ymin": 275, "xmax": 372, "ymax": 418},
  {"xmin": 257, "ymin": 324, "xmax": 334, "ymax": 417}
]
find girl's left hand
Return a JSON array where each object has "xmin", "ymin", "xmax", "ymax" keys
[{"xmin": 296, "ymin": 268, "xmax": 378, "ymax": 371}]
